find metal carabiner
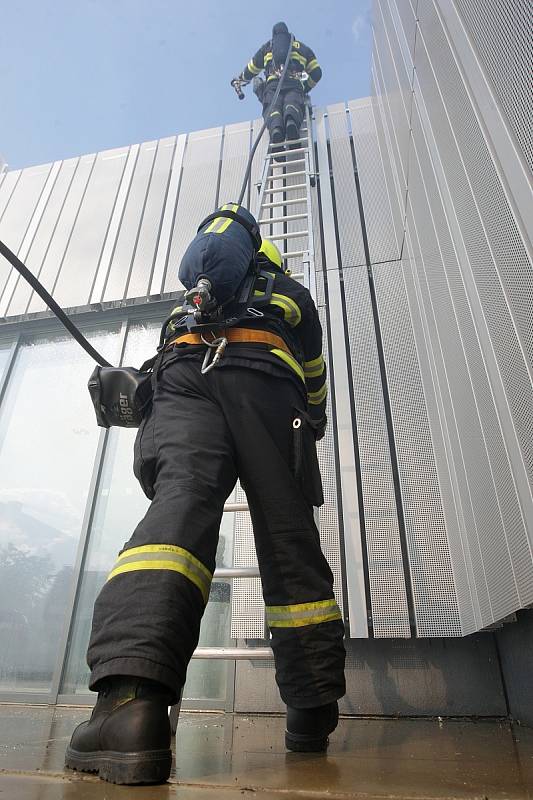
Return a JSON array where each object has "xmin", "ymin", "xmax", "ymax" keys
[{"xmin": 201, "ymin": 335, "xmax": 227, "ymax": 375}]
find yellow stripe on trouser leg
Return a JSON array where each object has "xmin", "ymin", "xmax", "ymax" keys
[
  {"xmin": 266, "ymin": 598, "xmax": 342, "ymax": 628},
  {"xmin": 107, "ymin": 544, "xmax": 213, "ymax": 603}
]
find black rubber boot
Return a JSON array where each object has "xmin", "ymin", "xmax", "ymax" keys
[
  {"xmin": 271, "ymin": 126, "xmax": 286, "ymax": 162},
  {"xmin": 285, "ymin": 701, "xmax": 339, "ymax": 752},
  {"xmin": 65, "ymin": 676, "xmax": 174, "ymax": 785},
  {"xmin": 285, "ymin": 117, "xmax": 299, "ymax": 143}
]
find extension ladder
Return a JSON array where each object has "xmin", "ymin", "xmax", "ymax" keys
[{"xmin": 191, "ymin": 102, "xmax": 318, "ymax": 663}]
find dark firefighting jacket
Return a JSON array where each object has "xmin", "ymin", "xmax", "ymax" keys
[
  {"xmin": 239, "ymin": 38, "xmax": 322, "ymax": 93},
  {"xmin": 167, "ymin": 270, "xmax": 328, "ymax": 432}
]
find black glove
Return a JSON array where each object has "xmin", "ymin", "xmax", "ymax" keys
[{"xmin": 309, "ymin": 414, "xmax": 327, "ymax": 442}]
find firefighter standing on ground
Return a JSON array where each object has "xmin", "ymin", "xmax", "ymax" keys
[
  {"xmin": 65, "ymin": 206, "xmax": 345, "ymax": 785},
  {"xmin": 233, "ymin": 22, "xmax": 322, "ymax": 145}
]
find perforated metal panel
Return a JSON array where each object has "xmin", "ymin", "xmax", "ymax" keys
[
  {"xmin": 218, "ymin": 122, "xmax": 251, "ymax": 205},
  {"xmin": 372, "ymin": 0, "xmax": 413, "ymax": 185},
  {"xmin": 452, "ymin": 0, "xmax": 533, "ymax": 174},
  {"xmin": 102, "ymin": 141, "xmax": 157, "ymax": 302},
  {"xmin": 348, "ymin": 99, "xmax": 399, "ymax": 263},
  {"xmin": 230, "ymin": 483, "xmax": 264, "ymax": 639},
  {"xmin": 342, "ymin": 266, "xmax": 410, "ymax": 636},
  {"xmin": 370, "ymin": 70, "xmax": 406, "ymax": 249},
  {"xmin": 28, "ymin": 155, "xmax": 95, "ymax": 314},
  {"xmin": 164, "ymin": 127, "xmax": 222, "ymax": 293},
  {"xmin": 0, "ymin": 164, "xmax": 52, "ymax": 299},
  {"xmin": 326, "ymin": 103, "xmax": 365, "ymax": 267},
  {"xmin": 416, "ymin": 0, "xmax": 533, "ymax": 517},
  {"xmin": 5, "ymin": 160, "xmax": 79, "ymax": 316},
  {"xmin": 409, "ymin": 101, "xmax": 533, "ymax": 623},
  {"xmin": 372, "ymin": 261, "xmax": 462, "ymax": 636},
  {"xmin": 128, "ymin": 137, "xmax": 177, "ymax": 299},
  {"xmin": 52, "ymin": 146, "xmax": 129, "ymax": 308},
  {"xmin": 317, "ymin": 305, "xmax": 345, "ymax": 618},
  {"xmin": 393, "ymin": 0, "xmax": 418, "ymax": 59}
]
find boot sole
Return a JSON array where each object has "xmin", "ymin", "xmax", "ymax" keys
[
  {"xmin": 285, "ymin": 731, "xmax": 329, "ymax": 753},
  {"xmin": 65, "ymin": 745, "xmax": 172, "ymax": 784}
]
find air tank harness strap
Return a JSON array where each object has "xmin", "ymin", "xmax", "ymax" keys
[
  {"xmin": 166, "ymin": 327, "xmax": 296, "ymax": 375},
  {"xmin": 198, "ymin": 210, "xmax": 262, "ymax": 250}
]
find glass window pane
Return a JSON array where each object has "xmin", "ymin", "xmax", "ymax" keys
[
  {"xmin": 0, "ymin": 340, "xmax": 14, "ymax": 382},
  {"xmin": 0, "ymin": 328, "xmax": 121, "ymax": 693},
  {"xmin": 62, "ymin": 321, "xmax": 235, "ymax": 704}
]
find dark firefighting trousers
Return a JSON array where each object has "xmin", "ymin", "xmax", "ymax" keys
[
  {"xmin": 263, "ymin": 84, "xmax": 305, "ymax": 138},
  {"xmin": 87, "ymin": 357, "xmax": 346, "ymax": 708}
]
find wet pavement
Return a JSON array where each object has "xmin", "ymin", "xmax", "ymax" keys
[{"xmin": 0, "ymin": 704, "xmax": 532, "ymax": 798}]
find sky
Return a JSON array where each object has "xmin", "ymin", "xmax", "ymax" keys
[{"xmin": 1, "ymin": 0, "xmax": 373, "ymax": 170}]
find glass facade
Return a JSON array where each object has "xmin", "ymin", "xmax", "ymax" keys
[
  {"xmin": 56, "ymin": 320, "xmax": 234, "ymax": 704},
  {"xmin": 0, "ymin": 319, "xmax": 237, "ymax": 705},
  {"xmin": 0, "ymin": 328, "xmax": 121, "ymax": 693}
]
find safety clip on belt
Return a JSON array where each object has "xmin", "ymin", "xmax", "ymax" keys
[{"xmin": 200, "ymin": 334, "xmax": 228, "ymax": 374}]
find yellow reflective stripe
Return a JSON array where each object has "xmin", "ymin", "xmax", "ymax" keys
[
  {"xmin": 306, "ymin": 76, "xmax": 317, "ymax": 89},
  {"xmin": 116, "ymin": 544, "xmax": 212, "ymax": 578},
  {"xmin": 269, "ymin": 109, "xmax": 281, "ymax": 115},
  {"xmin": 108, "ymin": 561, "xmax": 210, "ymax": 603},
  {"xmin": 267, "ymin": 74, "xmax": 278, "ymax": 82},
  {"xmin": 308, "ymin": 383, "xmax": 328, "ymax": 405},
  {"xmin": 306, "ymin": 58, "xmax": 319, "ymax": 72},
  {"xmin": 266, "ymin": 598, "xmax": 341, "ymax": 628},
  {"xmin": 270, "ymin": 292, "xmax": 301, "ymax": 326},
  {"xmin": 215, "ymin": 203, "xmax": 238, "ymax": 234},
  {"xmin": 291, "ymin": 51, "xmax": 307, "ymax": 67},
  {"xmin": 204, "ymin": 218, "xmax": 219, "ymax": 233},
  {"xmin": 110, "ymin": 544, "xmax": 213, "ymax": 602},
  {"xmin": 270, "ymin": 348, "xmax": 305, "ymax": 383},
  {"xmin": 304, "ymin": 355, "xmax": 325, "ymax": 379},
  {"xmin": 253, "ymin": 290, "xmax": 301, "ymax": 327},
  {"xmin": 247, "ymin": 59, "xmax": 262, "ymax": 75},
  {"xmin": 265, "ymin": 52, "xmax": 273, "ymax": 63},
  {"xmin": 204, "ymin": 204, "xmax": 238, "ymax": 235}
]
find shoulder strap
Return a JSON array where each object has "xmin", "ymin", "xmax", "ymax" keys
[{"xmin": 198, "ymin": 210, "xmax": 262, "ymax": 250}]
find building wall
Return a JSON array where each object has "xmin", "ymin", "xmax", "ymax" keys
[
  {"xmin": 0, "ymin": 0, "xmax": 531, "ymax": 711},
  {"xmin": 371, "ymin": 0, "xmax": 533, "ymax": 636}
]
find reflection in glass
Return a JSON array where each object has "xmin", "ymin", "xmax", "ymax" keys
[
  {"xmin": 0, "ymin": 329, "xmax": 121, "ymax": 692},
  {"xmin": 62, "ymin": 322, "xmax": 236, "ymax": 704},
  {"xmin": 0, "ymin": 341, "xmax": 13, "ymax": 382}
]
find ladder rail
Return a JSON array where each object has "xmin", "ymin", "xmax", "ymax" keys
[{"xmin": 211, "ymin": 101, "xmax": 319, "ymax": 663}]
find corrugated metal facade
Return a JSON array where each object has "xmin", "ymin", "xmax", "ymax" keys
[{"xmin": 0, "ymin": 0, "xmax": 531, "ymax": 661}]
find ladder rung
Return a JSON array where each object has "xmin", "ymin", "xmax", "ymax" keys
[
  {"xmin": 266, "ymin": 170, "xmax": 306, "ymax": 181},
  {"xmin": 267, "ymin": 157, "xmax": 306, "ymax": 167},
  {"xmin": 267, "ymin": 147, "xmax": 309, "ymax": 158},
  {"xmin": 263, "ymin": 183, "xmax": 307, "ymax": 194},
  {"xmin": 270, "ymin": 230, "xmax": 308, "ymax": 241},
  {"xmin": 223, "ymin": 502, "xmax": 248, "ymax": 512},
  {"xmin": 283, "ymin": 250, "xmax": 306, "ymax": 259},
  {"xmin": 192, "ymin": 647, "xmax": 273, "ymax": 660},
  {"xmin": 261, "ymin": 198, "xmax": 307, "ymax": 209},
  {"xmin": 259, "ymin": 212, "xmax": 308, "ymax": 224},
  {"xmin": 213, "ymin": 567, "xmax": 260, "ymax": 578},
  {"xmin": 269, "ymin": 136, "xmax": 308, "ymax": 148}
]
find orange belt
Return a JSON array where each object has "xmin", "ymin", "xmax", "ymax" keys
[{"xmin": 167, "ymin": 327, "xmax": 293, "ymax": 356}]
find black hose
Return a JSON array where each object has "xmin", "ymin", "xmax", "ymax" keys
[
  {"xmin": 237, "ymin": 33, "xmax": 294, "ymax": 206},
  {"xmin": 0, "ymin": 239, "xmax": 112, "ymax": 367}
]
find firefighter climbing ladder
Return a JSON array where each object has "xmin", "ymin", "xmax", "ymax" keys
[{"xmin": 191, "ymin": 102, "xmax": 318, "ymax": 663}]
